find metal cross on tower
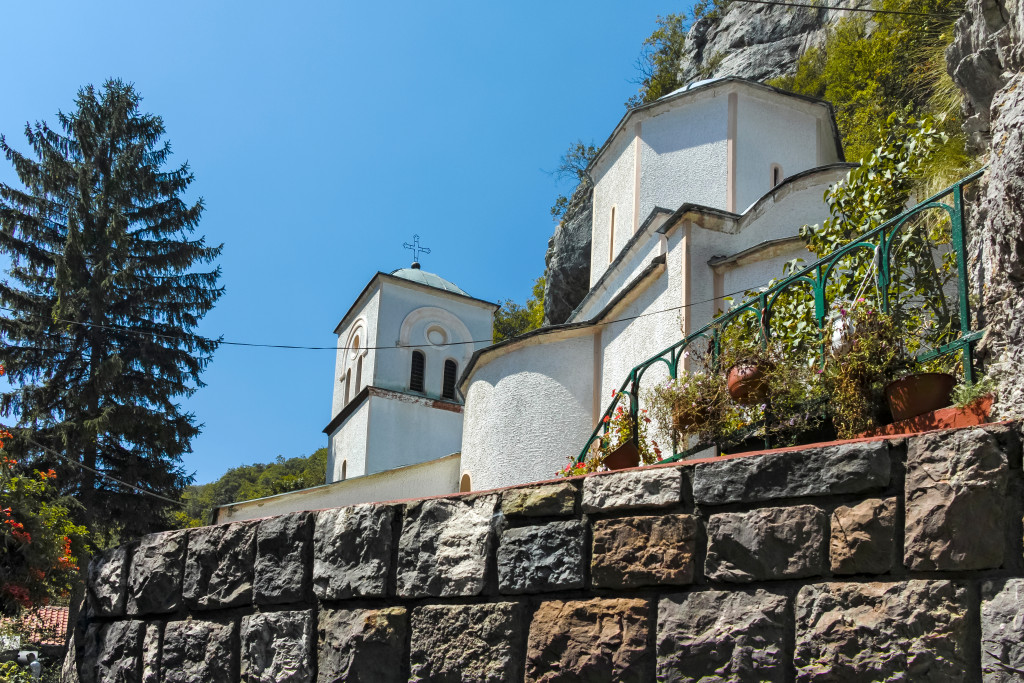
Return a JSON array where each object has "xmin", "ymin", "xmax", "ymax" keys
[{"xmin": 403, "ymin": 234, "xmax": 431, "ymax": 266}]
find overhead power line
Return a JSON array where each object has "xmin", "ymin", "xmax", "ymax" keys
[
  {"xmin": 2, "ymin": 423, "xmax": 186, "ymax": 507},
  {"xmin": 727, "ymin": 0, "xmax": 960, "ymax": 19},
  {"xmin": 0, "ymin": 283, "xmax": 767, "ymax": 352}
]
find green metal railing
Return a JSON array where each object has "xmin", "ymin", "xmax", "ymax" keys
[{"xmin": 577, "ymin": 168, "xmax": 986, "ymax": 465}]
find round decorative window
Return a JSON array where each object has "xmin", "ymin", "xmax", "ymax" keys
[{"xmin": 426, "ymin": 325, "xmax": 448, "ymax": 346}]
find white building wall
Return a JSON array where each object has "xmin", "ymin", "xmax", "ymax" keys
[
  {"xmin": 373, "ymin": 281, "xmax": 492, "ymax": 398},
  {"xmin": 328, "ymin": 400, "xmax": 370, "ymax": 483},
  {"xmin": 364, "ymin": 392, "xmax": 463, "ymax": 475},
  {"xmin": 331, "ymin": 289, "xmax": 380, "ymax": 418},
  {"xmin": 591, "ymin": 135, "xmax": 637, "ymax": 287},
  {"xmin": 216, "ymin": 454, "xmax": 461, "ymax": 524},
  {"xmin": 735, "ymin": 93, "xmax": 821, "ymax": 213},
  {"xmin": 639, "ymin": 95, "xmax": 729, "ymax": 221},
  {"xmin": 572, "ymin": 229, "xmax": 667, "ymax": 323},
  {"xmin": 460, "ymin": 333, "xmax": 594, "ymax": 491}
]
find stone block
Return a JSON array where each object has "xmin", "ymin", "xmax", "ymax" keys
[
  {"xmin": 160, "ymin": 618, "xmax": 238, "ymax": 683},
  {"xmin": 525, "ymin": 598, "xmax": 653, "ymax": 682},
  {"xmin": 127, "ymin": 529, "xmax": 188, "ymax": 615},
  {"xmin": 581, "ymin": 468, "xmax": 682, "ymax": 512},
  {"xmin": 255, "ymin": 512, "xmax": 313, "ymax": 604},
  {"xmin": 592, "ymin": 514, "xmax": 697, "ymax": 588},
  {"xmin": 241, "ymin": 610, "xmax": 314, "ymax": 683},
  {"xmin": 502, "ymin": 482, "xmax": 577, "ymax": 517},
  {"xmin": 317, "ymin": 607, "xmax": 407, "ymax": 683},
  {"xmin": 409, "ymin": 603, "xmax": 525, "ymax": 682},
  {"xmin": 497, "ymin": 520, "xmax": 585, "ymax": 594},
  {"xmin": 182, "ymin": 520, "xmax": 258, "ymax": 610},
  {"xmin": 905, "ymin": 427, "xmax": 1008, "ymax": 570},
  {"xmin": 141, "ymin": 622, "xmax": 161, "ymax": 683},
  {"xmin": 87, "ymin": 545, "xmax": 129, "ymax": 617},
  {"xmin": 794, "ymin": 580, "xmax": 968, "ymax": 682},
  {"xmin": 693, "ymin": 441, "xmax": 890, "ymax": 505},
  {"xmin": 396, "ymin": 495, "xmax": 497, "ymax": 598},
  {"xmin": 982, "ymin": 578, "xmax": 1024, "ymax": 681},
  {"xmin": 830, "ymin": 497, "xmax": 896, "ymax": 575},
  {"xmin": 705, "ymin": 505, "xmax": 826, "ymax": 582},
  {"xmin": 79, "ymin": 620, "xmax": 143, "ymax": 683},
  {"xmin": 313, "ymin": 504, "xmax": 394, "ymax": 600},
  {"xmin": 657, "ymin": 589, "xmax": 788, "ymax": 682}
]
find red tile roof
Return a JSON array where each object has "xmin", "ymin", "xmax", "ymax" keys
[{"xmin": 0, "ymin": 606, "xmax": 69, "ymax": 646}]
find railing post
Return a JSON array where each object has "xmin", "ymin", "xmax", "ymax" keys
[
  {"xmin": 952, "ymin": 181, "xmax": 975, "ymax": 385},
  {"xmin": 877, "ymin": 228, "xmax": 890, "ymax": 315}
]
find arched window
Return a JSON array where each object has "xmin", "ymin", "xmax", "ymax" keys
[
  {"xmin": 608, "ymin": 206, "xmax": 616, "ymax": 263},
  {"xmin": 442, "ymin": 359, "xmax": 458, "ymax": 400},
  {"xmin": 341, "ymin": 460, "xmax": 347, "ymax": 481},
  {"xmin": 460, "ymin": 473, "xmax": 472, "ymax": 493},
  {"xmin": 770, "ymin": 164, "xmax": 784, "ymax": 188},
  {"xmin": 344, "ymin": 369, "xmax": 351, "ymax": 404},
  {"xmin": 355, "ymin": 356, "xmax": 363, "ymax": 394},
  {"xmin": 410, "ymin": 350, "xmax": 425, "ymax": 392}
]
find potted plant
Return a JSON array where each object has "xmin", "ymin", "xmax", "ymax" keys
[
  {"xmin": 559, "ymin": 397, "xmax": 663, "ymax": 476},
  {"xmin": 646, "ymin": 351, "xmax": 736, "ymax": 448},
  {"xmin": 718, "ymin": 319, "xmax": 774, "ymax": 405}
]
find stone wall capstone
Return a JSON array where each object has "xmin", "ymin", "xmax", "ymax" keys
[{"xmin": 67, "ymin": 422, "xmax": 1024, "ymax": 682}]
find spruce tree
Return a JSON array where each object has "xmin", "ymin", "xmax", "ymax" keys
[{"xmin": 0, "ymin": 80, "xmax": 223, "ymax": 537}]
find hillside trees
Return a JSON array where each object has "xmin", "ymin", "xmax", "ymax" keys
[
  {"xmin": 0, "ymin": 80, "xmax": 223, "ymax": 539},
  {"xmin": 493, "ymin": 276, "xmax": 545, "ymax": 342}
]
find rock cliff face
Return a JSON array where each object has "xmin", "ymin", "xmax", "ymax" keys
[
  {"xmin": 542, "ymin": 182, "xmax": 592, "ymax": 325},
  {"xmin": 948, "ymin": 0, "xmax": 1024, "ymax": 417},
  {"xmin": 677, "ymin": 1, "xmax": 873, "ymax": 85}
]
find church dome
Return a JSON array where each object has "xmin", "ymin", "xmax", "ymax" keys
[{"xmin": 390, "ymin": 263, "xmax": 468, "ymax": 296}]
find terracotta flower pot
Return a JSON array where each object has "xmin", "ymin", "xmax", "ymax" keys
[
  {"xmin": 727, "ymin": 362, "xmax": 770, "ymax": 405},
  {"xmin": 885, "ymin": 372, "xmax": 956, "ymax": 422},
  {"xmin": 603, "ymin": 440, "xmax": 640, "ymax": 470}
]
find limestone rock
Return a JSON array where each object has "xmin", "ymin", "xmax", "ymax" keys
[
  {"xmin": 497, "ymin": 520, "xmax": 585, "ymax": 594},
  {"xmin": 241, "ymin": 610, "xmax": 314, "ymax": 683},
  {"xmin": 396, "ymin": 495, "xmax": 497, "ymax": 598},
  {"xmin": 794, "ymin": 580, "xmax": 969, "ymax": 681},
  {"xmin": 317, "ymin": 607, "xmax": 407, "ymax": 683},
  {"xmin": 905, "ymin": 427, "xmax": 1008, "ymax": 570},
  {"xmin": 141, "ymin": 623, "xmax": 161, "ymax": 683},
  {"xmin": 592, "ymin": 514, "xmax": 697, "ymax": 588},
  {"xmin": 87, "ymin": 545, "xmax": 129, "ymax": 617},
  {"xmin": 830, "ymin": 497, "xmax": 896, "ymax": 575},
  {"xmin": 581, "ymin": 468, "xmax": 682, "ymax": 512},
  {"xmin": 182, "ymin": 520, "xmax": 258, "ymax": 610},
  {"xmin": 543, "ymin": 182, "xmax": 593, "ymax": 325},
  {"xmin": 981, "ymin": 578, "xmax": 1024, "ymax": 681},
  {"xmin": 525, "ymin": 598, "xmax": 653, "ymax": 682},
  {"xmin": 657, "ymin": 589, "xmax": 788, "ymax": 682},
  {"xmin": 501, "ymin": 482, "xmax": 577, "ymax": 517},
  {"xmin": 160, "ymin": 619, "xmax": 238, "ymax": 683},
  {"xmin": 313, "ymin": 504, "xmax": 395, "ymax": 600},
  {"xmin": 692, "ymin": 441, "xmax": 890, "ymax": 505},
  {"xmin": 126, "ymin": 530, "xmax": 188, "ymax": 615},
  {"xmin": 79, "ymin": 620, "xmax": 143, "ymax": 683},
  {"xmin": 409, "ymin": 603, "xmax": 525, "ymax": 682},
  {"xmin": 678, "ymin": 1, "xmax": 873, "ymax": 85},
  {"xmin": 255, "ymin": 512, "xmax": 313, "ymax": 604},
  {"xmin": 705, "ymin": 504, "xmax": 826, "ymax": 582}
]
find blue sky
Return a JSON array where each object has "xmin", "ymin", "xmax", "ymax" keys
[{"xmin": 0, "ymin": 1, "xmax": 692, "ymax": 484}]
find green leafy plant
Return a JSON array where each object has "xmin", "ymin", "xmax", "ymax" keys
[
  {"xmin": 952, "ymin": 374, "xmax": 996, "ymax": 408},
  {"xmin": 560, "ymin": 398, "xmax": 663, "ymax": 477}
]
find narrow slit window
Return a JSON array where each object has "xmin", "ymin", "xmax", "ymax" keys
[
  {"xmin": 355, "ymin": 356, "xmax": 363, "ymax": 394},
  {"xmin": 341, "ymin": 460, "xmax": 347, "ymax": 481},
  {"xmin": 770, "ymin": 164, "xmax": 784, "ymax": 188},
  {"xmin": 609, "ymin": 206, "xmax": 616, "ymax": 263},
  {"xmin": 442, "ymin": 360, "xmax": 458, "ymax": 400},
  {"xmin": 410, "ymin": 350, "xmax": 425, "ymax": 392},
  {"xmin": 344, "ymin": 369, "xmax": 351, "ymax": 404}
]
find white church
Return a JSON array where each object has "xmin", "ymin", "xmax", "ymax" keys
[{"xmin": 216, "ymin": 77, "xmax": 855, "ymax": 523}]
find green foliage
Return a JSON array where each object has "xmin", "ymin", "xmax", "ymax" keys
[
  {"xmin": 626, "ymin": 13, "xmax": 689, "ymax": 108},
  {"xmin": 563, "ymin": 399, "xmax": 663, "ymax": 476},
  {"xmin": 952, "ymin": 374, "xmax": 996, "ymax": 408},
  {"xmin": 550, "ymin": 141, "xmax": 597, "ymax": 220},
  {"xmin": 0, "ymin": 661, "xmax": 30, "ymax": 683},
  {"xmin": 493, "ymin": 277, "xmax": 545, "ymax": 342},
  {"xmin": 0, "ymin": 80, "xmax": 223, "ymax": 539},
  {"xmin": 769, "ymin": 0, "xmax": 969, "ymax": 165},
  {"xmin": 172, "ymin": 448, "xmax": 328, "ymax": 528},
  {"xmin": 1, "ymin": 443, "xmax": 88, "ymax": 614}
]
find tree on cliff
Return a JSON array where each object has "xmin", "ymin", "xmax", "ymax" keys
[
  {"xmin": 493, "ymin": 276, "xmax": 545, "ymax": 342},
  {"xmin": 0, "ymin": 80, "xmax": 223, "ymax": 539}
]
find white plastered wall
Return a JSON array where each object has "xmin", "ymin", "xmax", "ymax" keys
[
  {"xmin": 364, "ymin": 392, "xmax": 463, "ymax": 475},
  {"xmin": 331, "ymin": 289, "xmax": 380, "ymax": 418},
  {"xmin": 590, "ymin": 134, "xmax": 637, "ymax": 288},
  {"xmin": 460, "ymin": 332, "xmax": 595, "ymax": 491},
  {"xmin": 328, "ymin": 400, "xmax": 370, "ymax": 483}
]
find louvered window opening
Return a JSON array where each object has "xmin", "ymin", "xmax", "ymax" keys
[
  {"xmin": 442, "ymin": 359, "xmax": 458, "ymax": 400},
  {"xmin": 410, "ymin": 350, "xmax": 425, "ymax": 392}
]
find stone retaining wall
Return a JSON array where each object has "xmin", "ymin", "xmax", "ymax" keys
[{"xmin": 69, "ymin": 423, "xmax": 1024, "ymax": 682}]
